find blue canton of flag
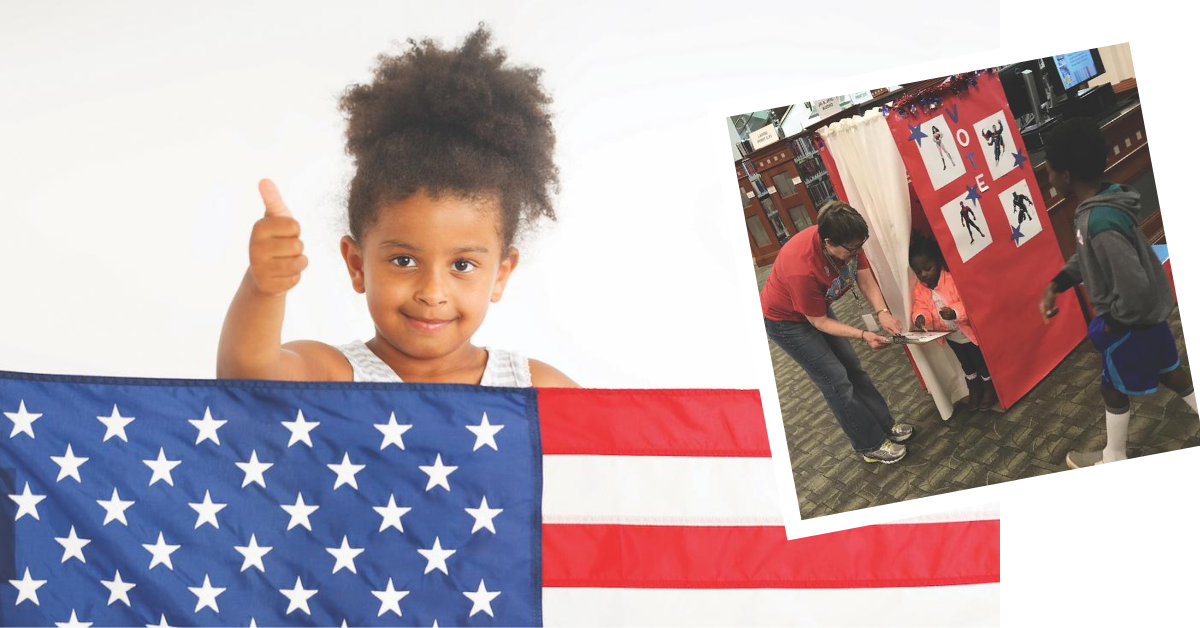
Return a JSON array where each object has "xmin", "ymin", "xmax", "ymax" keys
[{"xmin": 0, "ymin": 372, "xmax": 541, "ymax": 627}]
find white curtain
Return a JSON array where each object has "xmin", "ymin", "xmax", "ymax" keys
[
  {"xmin": 821, "ymin": 111, "xmax": 966, "ymax": 420},
  {"xmin": 1095, "ymin": 43, "xmax": 1136, "ymax": 86}
]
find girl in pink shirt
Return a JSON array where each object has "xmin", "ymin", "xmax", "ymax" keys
[{"xmin": 909, "ymin": 234, "xmax": 997, "ymax": 411}]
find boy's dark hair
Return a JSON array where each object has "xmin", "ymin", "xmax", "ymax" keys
[
  {"xmin": 908, "ymin": 231, "xmax": 945, "ymax": 266},
  {"xmin": 338, "ymin": 25, "xmax": 559, "ymax": 247},
  {"xmin": 1044, "ymin": 117, "xmax": 1108, "ymax": 182},
  {"xmin": 816, "ymin": 200, "xmax": 869, "ymax": 246}
]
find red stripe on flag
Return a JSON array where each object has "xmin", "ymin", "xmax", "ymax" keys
[
  {"xmin": 543, "ymin": 521, "xmax": 1000, "ymax": 588},
  {"xmin": 538, "ymin": 389, "xmax": 771, "ymax": 457}
]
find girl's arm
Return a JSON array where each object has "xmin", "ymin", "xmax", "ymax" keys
[
  {"xmin": 217, "ymin": 180, "xmax": 347, "ymax": 381},
  {"xmin": 939, "ymin": 273, "xmax": 969, "ymax": 325},
  {"xmin": 910, "ymin": 283, "xmax": 936, "ymax": 329}
]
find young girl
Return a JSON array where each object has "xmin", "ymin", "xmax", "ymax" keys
[
  {"xmin": 217, "ymin": 27, "xmax": 577, "ymax": 388},
  {"xmin": 909, "ymin": 234, "xmax": 996, "ymax": 411}
]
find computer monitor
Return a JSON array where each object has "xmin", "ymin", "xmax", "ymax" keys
[
  {"xmin": 1044, "ymin": 49, "xmax": 1106, "ymax": 97},
  {"xmin": 999, "ymin": 61, "xmax": 1045, "ymax": 122}
]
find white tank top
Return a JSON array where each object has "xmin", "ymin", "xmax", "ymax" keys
[{"xmin": 336, "ymin": 340, "xmax": 533, "ymax": 388}]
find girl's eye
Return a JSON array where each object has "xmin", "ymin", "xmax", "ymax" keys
[
  {"xmin": 453, "ymin": 260, "xmax": 477, "ymax": 273},
  {"xmin": 391, "ymin": 256, "xmax": 417, "ymax": 268}
]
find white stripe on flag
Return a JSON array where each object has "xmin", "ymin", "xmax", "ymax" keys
[
  {"xmin": 542, "ymin": 455, "xmax": 782, "ymax": 525},
  {"xmin": 543, "ymin": 583, "xmax": 1001, "ymax": 627}
]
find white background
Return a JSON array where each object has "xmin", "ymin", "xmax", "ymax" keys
[{"xmin": 2, "ymin": 1, "xmax": 1196, "ymax": 624}]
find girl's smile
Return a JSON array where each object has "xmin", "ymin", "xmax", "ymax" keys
[{"xmin": 403, "ymin": 313, "xmax": 458, "ymax": 334}]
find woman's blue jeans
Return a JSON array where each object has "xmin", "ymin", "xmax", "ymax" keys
[{"xmin": 764, "ymin": 313, "xmax": 894, "ymax": 453}]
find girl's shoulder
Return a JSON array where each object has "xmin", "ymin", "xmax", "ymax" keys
[
  {"xmin": 479, "ymin": 348, "xmax": 578, "ymax": 388},
  {"xmin": 527, "ymin": 358, "xmax": 579, "ymax": 388},
  {"xmin": 279, "ymin": 340, "xmax": 355, "ymax": 381}
]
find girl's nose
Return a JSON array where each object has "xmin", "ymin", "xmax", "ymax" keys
[{"xmin": 414, "ymin": 270, "xmax": 449, "ymax": 306}]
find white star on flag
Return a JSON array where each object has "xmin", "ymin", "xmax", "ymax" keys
[
  {"xmin": 5, "ymin": 400, "xmax": 42, "ymax": 439},
  {"xmin": 326, "ymin": 535, "xmax": 365, "ymax": 574},
  {"xmin": 417, "ymin": 537, "xmax": 456, "ymax": 575},
  {"xmin": 236, "ymin": 450, "xmax": 273, "ymax": 488},
  {"xmin": 143, "ymin": 448, "xmax": 182, "ymax": 486},
  {"xmin": 142, "ymin": 532, "xmax": 180, "ymax": 570},
  {"xmin": 8, "ymin": 481, "xmax": 46, "ymax": 521},
  {"xmin": 100, "ymin": 570, "xmax": 136, "ymax": 607},
  {"xmin": 281, "ymin": 493, "xmax": 320, "ymax": 531},
  {"xmin": 235, "ymin": 534, "xmax": 273, "ymax": 573},
  {"xmin": 327, "ymin": 452, "xmax": 366, "ymax": 490},
  {"xmin": 54, "ymin": 526, "xmax": 91, "ymax": 563},
  {"xmin": 188, "ymin": 490, "xmax": 228, "ymax": 529},
  {"xmin": 419, "ymin": 454, "xmax": 458, "ymax": 492},
  {"xmin": 371, "ymin": 578, "xmax": 410, "ymax": 618},
  {"xmin": 188, "ymin": 574, "xmax": 225, "ymax": 613},
  {"xmin": 281, "ymin": 409, "xmax": 319, "ymax": 448},
  {"xmin": 96, "ymin": 488, "xmax": 134, "ymax": 526},
  {"xmin": 145, "ymin": 614, "xmax": 172, "ymax": 628},
  {"xmin": 9, "ymin": 567, "xmax": 46, "ymax": 606},
  {"xmin": 373, "ymin": 494, "xmax": 412, "ymax": 533},
  {"xmin": 188, "ymin": 407, "xmax": 227, "ymax": 446},
  {"xmin": 374, "ymin": 412, "xmax": 413, "ymax": 450},
  {"xmin": 466, "ymin": 412, "xmax": 504, "ymax": 451},
  {"xmin": 55, "ymin": 609, "xmax": 92, "ymax": 628},
  {"xmin": 465, "ymin": 495, "xmax": 503, "ymax": 534},
  {"xmin": 463, "ymin": 579, "xmax": 501, "ymax": 618},
  {"xmin": 280, "ymin": 576, "xmax": 319, "ymax": 615},
  {"xmin": 50, "ymin": 443, "xmax": 88, "ymax": 483},
  {"xmin": 96, "ymin": 404, "xmax": 135, "ymax": 443}
]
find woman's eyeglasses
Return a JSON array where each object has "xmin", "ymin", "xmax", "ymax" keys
[{"xmin": 836, "ymin": 237, "xmax": 868, "ymax": 255}]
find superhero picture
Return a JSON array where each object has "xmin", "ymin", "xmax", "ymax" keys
[
  {"xmin": 940, "ymin": 190, "xmax": 992, "ymax": 263},
  {"xmin": 972, "ymin": 110, "xmax": 1018, "ymax": 181},
  {"xmin": 912, "ymin": 114, "xmax": 966, "ymax": 190},
  {"xmin": 1001, "ymin": 178, "xmax": 1043, "ymax": 247}
]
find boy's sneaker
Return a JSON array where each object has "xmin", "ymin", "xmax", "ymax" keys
[
  {"xmin": 1065, "ymin": 449, "xmax": 1103, "ymax": 469},
  {"xmin": 863, "ymin": 440, "xmax": 907, "ymax": 464},
  {"xmin": 889, "ymin": 423, "xmax": 914, "ymax": 443}
]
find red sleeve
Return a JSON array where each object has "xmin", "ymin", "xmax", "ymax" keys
[
  {"xmin": 856, "ymin": 249, "xmax": 871, "ymax": 270},
  {"xmin": 792, "ymin": 275, "xmax": 828, "ymax": 318}
]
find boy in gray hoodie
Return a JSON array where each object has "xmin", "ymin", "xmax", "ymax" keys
[{"xmin": 1040, "ymin": 118, "xmax": 1196, "ymax": 468}]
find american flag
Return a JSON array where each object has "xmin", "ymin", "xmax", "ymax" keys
[{"xmin": 1, "ymin": 370, "xmax": 998, "ymax": 627}]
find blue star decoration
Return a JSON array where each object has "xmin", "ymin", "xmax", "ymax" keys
[
  {"xmin": 907, "ymin": 123, "xmax": 928, "ymax": 147},
  {"xmin": 1011, "ymin": 224, "xmax": 1025, "ymax": 244},
  {"xmin": 1012, "ymin": 149, "xmax": 1028, "ymax": 169},
  {"xmin": 965, "ymin": 184, "xmax": 983, "ymax": 205}
]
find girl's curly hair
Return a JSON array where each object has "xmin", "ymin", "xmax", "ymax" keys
[{"xmin": 338, "ymin": 25, "xmax": 559, "ymax": 247}]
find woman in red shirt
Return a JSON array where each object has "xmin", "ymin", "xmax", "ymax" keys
[{"xmin": 761, "ymin": 202, "xmax": 913, "ymax": 464}]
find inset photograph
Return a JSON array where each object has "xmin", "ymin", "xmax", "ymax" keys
[{"xmin": 729, "ymin": 43, "xmax": 1195, "ymax": 518}]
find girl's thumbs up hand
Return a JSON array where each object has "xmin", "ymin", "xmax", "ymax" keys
[{"xmin": 248, "ymin": 179, "xmax": 308, "ymax": 297}]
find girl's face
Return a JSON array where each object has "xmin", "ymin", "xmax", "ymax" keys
[
  {"xmin": 341, "ymin": 190, "xmax": 517, "ymax": 362},
  {"xmin": 911, "ymin": 253, "xmax": 941, "ymax": 288}
]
